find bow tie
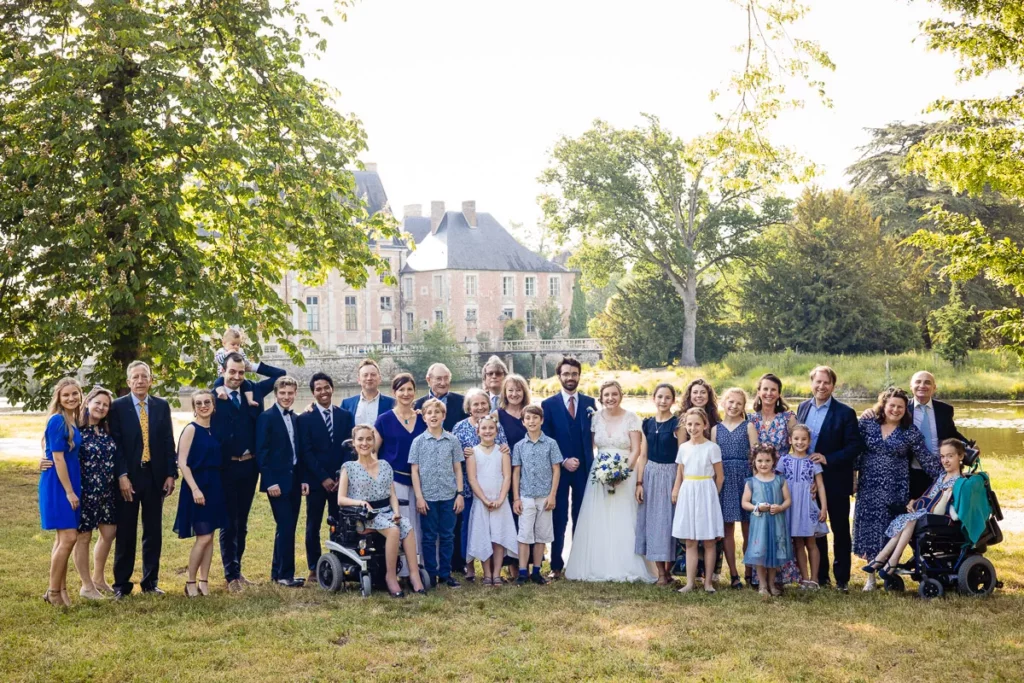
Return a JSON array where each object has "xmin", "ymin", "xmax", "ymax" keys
[{"xmin": 283, "ymin": 409, "xmax": 294, "ymax": 416}]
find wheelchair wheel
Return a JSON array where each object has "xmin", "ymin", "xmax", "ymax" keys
[
  {"xmin": 419, "ymin": 567, "xmax": 431, "ymax": 591},
  {"xmin": 317, "ymin": 553, "xmax": 345, "ymax": 592},
  {"xmin": 883, "ymin": 573, "xmax": 905, "ymax": 592},
  {"xmin": 360, "ymin": 573, "xmax": 373, "ymax": 598},
  {"xmin": 918, "ymin": 578, "xmax": 944, "ymax": 600},
  {"xmin": 957, "ymin": 555, "xmax": 996, "ymax": 596}
]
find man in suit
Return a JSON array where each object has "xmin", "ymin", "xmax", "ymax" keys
[
  {"xmin": 482, "ymin": 355, "xmax": 508, "ymax": 411},
  {"xmin": 340, "ymin": 358, "xmax": 395, "ymax": 425},
  {"xmin": 797, "ymin": 365, "xmax": 863, "ymax": 592},
  {"xmin": 908, "ymin": 371, "xmax": 967, "ymax": 497},
  {"xmin": 110, "ymin": 360, "xmax": 177, "ymax": 597},
  {"xmin": 414, "ymin": 363, "xmax": 466, "ymax": 431},
  {"xmin": 211, "ymin": 351, "xmax": 286, "ymax": 591},
  {"xmin": 297, "ymin": 371, "xmax": 355, "ymax": 583},
  {"xmin": 541, "ymin": 356, "xmax": 595, "ymax": 580},
  {"xmin": 256, "ymin": 376, "xmax": 308, "ymax": 587}
]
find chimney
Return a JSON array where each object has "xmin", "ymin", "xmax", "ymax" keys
[
  {"xmin": 403, "ymin": 204, "xmax": 422, "ymax": 218},
  {"xmin": 430, "ymin": 201, "xmax": 445, "ymax": 234},
  {"xmin": 462, "ymin": 200, "xmax": 477, "ymax": 228},
  {"xmin": 364, "ymin": 162, "xmax": 378, "ymax": 173}
]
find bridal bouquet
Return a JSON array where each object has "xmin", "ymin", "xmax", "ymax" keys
[{"xmin": 591, "ymin": 452, "xmax": 632, "ymax": 494}]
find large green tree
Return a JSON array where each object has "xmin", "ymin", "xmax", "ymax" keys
[
  {"xmin": 739, "ymin": 188, "xmax": 920, "ymax": 354},
  {"xmin": 568, "ymin": 276, "xmax": 588, "ymax": 338},
  {"xmin": 0, "ymin": 1, "xmax": 398, "ymax": 406}
]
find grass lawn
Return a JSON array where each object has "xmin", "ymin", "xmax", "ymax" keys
[{"xmin": 2, "ymin": 463, "xmax": 1023, "ymax": 682}]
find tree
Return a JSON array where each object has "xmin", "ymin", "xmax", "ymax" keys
[
  {"xmin": 502, "ymin": 319, "xmax": 525, "ymax": 341},
  {"xmin": 535, "ymin": 297, "xmax": 566, "ymax": 340},
  {"xmin": 902, "ymin": 1, "xmax": 1024, "ymax": 360},
  {"xmin": 569, "ymin": 277, "xmax": 588, "ymax": 338},
  {"xmin": 739, "ymin": 188, "xmax": 921, "ymax": 354},
  {"xmin": 0, "ymin": 2, "xmax": 399, "ymax": 407},
  {"xmin": 590, "ymin": 262, "xmax": 735, "ymax": 368},
  {"xmin": 929, "ymin": 283, "xmax": 976, "ymax": 368},
  {"xmin": 399, "ymin": 323, "xmax": 465, "ymax": 382}
]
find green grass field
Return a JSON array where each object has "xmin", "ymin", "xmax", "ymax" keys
[{"xmin": 2, "ymin": 462, "xmax": 1023, "ymax": 682}]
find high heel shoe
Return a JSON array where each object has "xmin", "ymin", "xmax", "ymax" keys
[
  {"xmin": 876, "ymin": 563, "xmax": 897, "ymax": 581},
  {"xmin": 197, "ymin": 579, "xmax": 209, "ymax": 596},
  {"xmin": 862, "ymin": 559, "xmax": 886, "ymax": 574},
  {"xmin": 184, "ymin": 581, "xmax": 198, "ymax": 598}
]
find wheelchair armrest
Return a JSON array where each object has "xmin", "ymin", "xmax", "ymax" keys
[{"xmin": 396, "ymin": 498, "xmax": 409, "ymax": 507}]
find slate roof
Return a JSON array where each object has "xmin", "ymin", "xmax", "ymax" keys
[
  {"xmin": 353, "ymin": 169, "xmax": 407, "ymax": 249},
  {"xmin": 401, "ymin": 211, "xmax": 569, "ymax": 273}
]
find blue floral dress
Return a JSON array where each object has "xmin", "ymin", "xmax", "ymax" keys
[
  {"xmin": 749, "ymin": 411, "xmax": 794, "ymax": 454},
  {"xmin": 885, "ymin": 472, "xmax": 959, "ymax": 537},
  {"xmin": 77, "ymin": 427, "xmax": 118, "ymax": 532},
  {"xmin": 716, "ymin": 420, "xmax": 752, "ymax": 523},
  {"xmin": 853, "ymin": 419, "xmax": 934, "ymax": 559},
  {"xmin": 776, "ymin": 454, "xmax": 829, "ymax": 538}
]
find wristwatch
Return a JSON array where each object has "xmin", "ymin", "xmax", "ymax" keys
[{"xmin": 459, "ymin": 490, "xmax": 468, "ymax": 498}]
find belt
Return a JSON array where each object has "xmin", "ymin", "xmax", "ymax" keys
[
  {"xmin": 367, "ymin": 497, "xmax": 391, "ymax": 509},
  {"xmin": 685, "ymin": 475, "xmax": 711, "ymax": 480},
  {"xmin": 231, "ymin": 453, "xmax": 255, "ymax": 462}
]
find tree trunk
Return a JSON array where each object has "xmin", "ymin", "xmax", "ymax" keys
[{"xmin": 680, "ymin": 267, "xmax": 698, "ymax": 367}]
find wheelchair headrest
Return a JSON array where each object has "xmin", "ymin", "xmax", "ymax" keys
[{"xmin": 963, "ymin": 440, "xmax": 980, "ymax": 468}]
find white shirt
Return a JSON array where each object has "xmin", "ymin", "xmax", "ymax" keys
[
  {"xmin": 276, "ymin": 403, "xmax": 297, "ymax": 464},
  {"xmin": 355, "ymin": 392, "xmax": 381, "ymax": 426}
]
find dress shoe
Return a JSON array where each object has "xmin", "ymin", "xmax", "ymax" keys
[
  {"xmin": 835, "ymin": 583, "xmax": 849, "ymax": 593},
  {"xmin": 112, "ymin": 590, "xmax": 129, "ymax": 600},
  {"xmin": 276, "ymin": 578, "xmax": 305, "ymax": 588},
  {"xmin": 443, "ymin": 576, "xmax": 461, "ymax": 588},
  {"xmin": 546, "ymin": 570, "xmax": 563, "ymax": 581},
  {"xmin": 306, "ymin": 571, "xmax": 317, "ymax": 585},
  {"xmin": 141, "ymin": 587, "xmax": 165, "ymax": 596},
  {"xmin": 227, "ymin": 579, "xmax": 244, "ymax": 593},
  {"xmin": 529, "ymin": 573, "xmax": 549, "ymax": 586}
]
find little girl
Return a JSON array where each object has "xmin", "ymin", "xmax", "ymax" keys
[
  {"xmin": 466, "ymin": 415, "xmax": 518, "ymax": 587},
  {"xmin": 671, "ymin": 407, "xmax": 725, "ymax": 593},
  {"xmin": 214, "ymin": 327, "xmax": 258, "ymax": 407},
  {"xmin": 864, "ymin": 438, "xmax": 965, "ymax": 580},
  {"xmin": 711, "ymin": 387, "xmax": 759, "ymax": 589},
  {"xmin": 742, "ymin": 444, "xmax": 792, "ymax": 597},
  {"xmin": 635, "ymin": 383, "xmax": 680, "ymax": 585},
  {"xmin": 776, "ymin": 424, "xmax": 828, "ymax": 589}
]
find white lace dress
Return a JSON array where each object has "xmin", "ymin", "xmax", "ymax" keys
[{"xmin": 565, "ymin": 410, "xmax": 656, "ymax": 582}]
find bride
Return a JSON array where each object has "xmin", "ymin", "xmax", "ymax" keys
[{"xmin": 565, "ymin": 380, "xmax": 656, "ymax": 582}]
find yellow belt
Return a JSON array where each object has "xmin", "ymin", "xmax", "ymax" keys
[{"xmin": 686, "ymin": 476, "xmax": 711, "ymax": 480}]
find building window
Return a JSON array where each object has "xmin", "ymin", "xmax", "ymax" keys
[
  {"xmin": 306, "ymin": 296, "xmax": 320, "ymax": 331},
  {"xmin": 434, "ymin": 309, "xmax": 444, "ymax": 324},
  {"xmin": 466, "ymin": 307, "xmax": 477, "ymax": 322},
  {"xmin": 525, "ymin": 276, "xmax": 536, "ymax": 297},
  {"xmin": 526, "ymin": 309, "xmax": 536, "ymax": 333},
  {"xmin": 402, "ymin": 276, "xmax": 414, "ymax": 300},
  {"xmin": 549, "ymin": 276, "xmax": 561, "ymax": 298},
  {"xmin": 380, "ymin": 296, "xmax": 392, "ymax": 312},
  {"xmin": 502, "ymin": 275, "xmax": 514, "ymax": 297},
  {"xmin": 344, "ymin": 295, "xmax": 357, "ymax": 331},
  {"xmin": 502, "ymin": 306, "xmax": 514, "ymax": 320},
  {"xmin": 433, "ymin": 274, "xmax": 444, "ymax": 298},
  {"xmin": 379, "ymin": 257, "xmax": 392, "ymax": 283},
  {"xmin": 263, "ymin": 344, "xmax": 279, "ymax": 354},
  {"xmin": 405, "ymin": 312, "xmax": 414, "ymax": 331},
  {"xmin": 465, "ymin": 273, "xmax": 478, "ymax": 297},
  {"xmin": 382, "ymin": 328, "xmax": 392, "ymax": 344}
]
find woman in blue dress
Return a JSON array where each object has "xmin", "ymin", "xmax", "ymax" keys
[
  {"xmin": 174, "ymin": 390, "xmax": 228, "ymax": 597},
  {"xmin": 40, "ymin": 378, "xmax": 84, "ymax": 607},
  {"xmin": 854, "ymin": 386, "xmax": 939, "ymax": 591}
]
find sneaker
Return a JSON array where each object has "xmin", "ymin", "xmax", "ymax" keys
[
  {"xmin": 515, "ymin": 575, "xmax": 529, "ymax": 586},
  {"xmin": 443, "ymin": 576, "xmax": 461, "ymax": 589},
  {"xmin": 529, "ymin": 573, "xmax": 549, "ymax": 586}
]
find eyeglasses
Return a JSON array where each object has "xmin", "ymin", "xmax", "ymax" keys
[{"xmin": 484, "ymin": 371, "xmax": 505, "ymax": 377}]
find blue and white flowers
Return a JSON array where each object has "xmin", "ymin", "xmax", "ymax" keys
[{"xmin": 591, "ymin": 451, "xmax": 631, "ymax": 494}]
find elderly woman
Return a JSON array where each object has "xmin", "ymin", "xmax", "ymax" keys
[
  {"xmin": 373, "ymin": 373, "xmax": 427, "ymax": 578},
  {"xmin": 452, "ymin": 388, "xmax": 511, "ymax": 580},
  {"xmin": 339, "ymin": 424, "xmax": 427, "ymax": 597},
  {"xmin": 854, "ymin": 386, "xmax": 940, "ymax": 591}
]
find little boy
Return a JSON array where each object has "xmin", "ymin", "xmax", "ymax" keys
[
  {"xmin": 214, "ymin": 327, "xmax": 259, "ymax": 406},
  {"xmin": 512, "ymin": 404, "xmax": 563, "ymax": 586},
  {"xmin": 409, "ymin": 398, "xmax": 465, "ymax": 588}
]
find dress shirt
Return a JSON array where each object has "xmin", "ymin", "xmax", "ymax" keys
[
  {"xmin": 132, "ymin": 394, "xmax": 149, "ymax": 421},
  {"xmin": 355, "ymin": 392, "xmax": 381, "ymax": 426},
  {"xmin": 805, "ymin": 397, "xmax": 832, "ymax": 455},
  {"xmin": 277, "ymin": 403, "xmax": 297, "ymax": 464},
  {"xmin": 912, "ymin": 399, "xmax": 939, "ymax": 468},
  {"xmin": 561, "ymin": 389, "xmax": 579, "ymax": 415}
]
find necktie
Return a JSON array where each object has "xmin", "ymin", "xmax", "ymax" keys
[
  {"xmin": 324, "ymin": 408, "xmax": 333, "ymax": 441},
  {"xmin": 568, "ymin": 394, "xmax": 576, "ymax": 419},
  {"xmin": 919, "ymin": 404, "xmax": 934, "ymax": 453},
  {"xmin": 490, "ymin": 394, "xmax": 499, "ymax": 411},
  {"xmin": 231, "ymin": 390, "xmax": 240, "ymax": 408},
  {"xmin": 139, "ymin": 401, "xmax": 151, "ymax": 463}
]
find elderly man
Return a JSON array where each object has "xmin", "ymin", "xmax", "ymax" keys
[
  {"xmin": 481, "ymin": 355, "xmax": 508, "ymax": 411},
  {"xmin": 796, "ymin": 365, "xmax": 863, "ymax": 593},
  {"xmin": 109, "ymin": 361, "xmax": 177, "ymax": 597},
  {"xmin": 414, "ymin": 363, "xmax": 467, "ymax": 431},
  {"xmin": 341, "ymin": 358, "xmax": 394, "ymax": 425}
]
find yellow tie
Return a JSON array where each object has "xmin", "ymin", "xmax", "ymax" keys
[{"xmin": 139, "ymin": 401, "xmax": 151, "ymax": 463}]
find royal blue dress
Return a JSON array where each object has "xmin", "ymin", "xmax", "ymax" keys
[
  {"xmin": 40, "ymin": 414, "xmax": 83, "ymax": 530},
  {"xmin": 373, "ymin": 411, "xmax": 427, "ymax": 488},
  {"xmin": 174, "ymin": 422, "xmax": 228, "ymax": 538}
]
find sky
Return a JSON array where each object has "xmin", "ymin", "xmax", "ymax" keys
[{"xmin": 299, "ymin": 0, "xmax": 1013, "ymax": 233}]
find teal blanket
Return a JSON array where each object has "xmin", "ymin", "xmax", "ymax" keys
[{"xmin": 953, "ymin": 473, "xmax": 992, "ymax": 546}]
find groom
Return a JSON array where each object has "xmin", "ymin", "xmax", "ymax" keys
[{"xmin": 542, "ymin": 356, "xmax": 595, "ymax": 579}]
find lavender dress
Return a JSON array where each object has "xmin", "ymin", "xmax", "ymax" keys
[{"xmin": 776, "ymin": 454, "xmax": 828, "ymax": 538}]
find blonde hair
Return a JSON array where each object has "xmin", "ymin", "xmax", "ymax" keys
[
  {"xmin": 791, "ymin": 423, "xmax": 812, "ymax": 440},
  {"xmin": 190, "ymin": 388, "xmax": 216, "ymax": 411},
  {"xmin": 80, "ymin": 385, "xmax": 115, "ymax": 433},
  {"xmin": 421, "ymin": 397, "xmax": 447, "ymax": 416},
  {"xmin": 352, "ymin": 424, "xmax": 377, "ymax": 441},
  {"xmin": 499, "ymin": 373, "xmax": 531, "ymax": 410},
  {"xmin": 476, "ymin": 413, "xmax": 499, "ymax": 433},
  {"xmin": 222, "ymin": 326, "xmax": 246, "ymax": 345},
  {"xmin": 719, "ymin": 387, "xmax": 749, "ymax": 413},
  {"xmin": 47, "ymin": 377, "xmax": 82, "ymax": 445},
  {"xmin": 598, "ymin": 380, "xmax": 623, "ymax": 403},
  {"xmin": 682, "ymin": 406, "xmax": 710, "ymax": 438},
  {"xmin": 273, "ymin": 376, "xmax": 299, "ymax": 393}
]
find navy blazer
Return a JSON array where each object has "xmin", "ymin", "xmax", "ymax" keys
[
  {"xmin": 541, "ymin": 392, "xmax": 596, "ymax": 473},
  {"xmin": 340, "ymin": 393, "xmax": 395, "ymax": 424},
  {"xmin": 211, "ymin": 363, "xmax": 286, "ymax": 460},
  {"xmin": 414, "ymin": 392, "xmax": 467, "ymax": 431},
  {"xmin": 296, "ymin": 404, "xmax": 355, "ymax": 483},
  {"xmin": 110, "ymin": 394, "xmax": 177, "ymax": 485},
  {"xmin": 923, "ymin": 399, "xmax": 968, "ymax": 444},
  {"xmin": 255, "ymin": 406, "xmax": 303, "ymax": 495},
  {"xmin": 796, "ymin": 397, "xmax": 863, "ymax": 495}
]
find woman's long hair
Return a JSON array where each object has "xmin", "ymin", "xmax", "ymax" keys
[
  {"xmin": 47, "ymin": 377, "xmax": 82, "ymax": 445},
  {"xmin": 751, "ymin": 373, "xmax": 790, "ymax": 413},
  {"xmin": 681, "ymin": 378, "xmax": 720, "ymax": 428},
  {"xmin": 871, "ymin": 386, "xmax": 913, "ymax": 430}
]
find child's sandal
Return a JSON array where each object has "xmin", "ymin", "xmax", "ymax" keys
[{"xmin": 730, "ymin": 575, "xmax": 743, "ymax": 590}]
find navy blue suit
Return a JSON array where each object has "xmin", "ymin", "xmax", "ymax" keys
[
  {"xmin": 210, "ymin": 362, "xmax": 286, "ymax": 581},
  {"xmin": 340, "ymin": 393, "xmax": 395, "ymax": 423},
  {"xmin": 256, "ymin": 405, "xmax": 303, "ymax": 581},
  {"xmin": 414, "ymin": 392, "xmax": 467, "ymax": 432},
  {"xmin": 542, "ymin": 392, "xmax": 596, "ymax": 571},
  {"xmin": 797, "ymin": 397, "xmax": 863, "ymax": 587},
  {"xmin": 296, "ymin": 404, "xmax": 354, "ymax": 572}
]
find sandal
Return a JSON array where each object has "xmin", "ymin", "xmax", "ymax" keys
[
  {"xmin": 730, "ymin": 575, "xmax": 743, "ymax": 590},
  {"xmin": 42, "ymin": 589, "xmax": 63, "ymax": 606},
  {"xmin": 184, "ymin": 581, "xmax": 198, "ymax": 598},
  {"xmin": 862, "ymin": 559, "xmax": 885, "ymax": 574},
  {"xmin": 877, "ymin": 563, "xmax": 897, "ymax": 581},
  {"xmin": 481, "ymin": 577, "xmax": 493, "ymax": 587},
  {"xmin": 197, "ymin": 579, "xmax": 210, "ymax": 596}
]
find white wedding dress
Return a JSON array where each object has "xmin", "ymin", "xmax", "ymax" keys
[{"xmin": 565, "ymin": 409, "xmax": 657, "ymax": 583}]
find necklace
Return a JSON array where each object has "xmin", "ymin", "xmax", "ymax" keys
[{"xmin": 654, "ymin": 416, "xmax": 671, "ymax": 435}]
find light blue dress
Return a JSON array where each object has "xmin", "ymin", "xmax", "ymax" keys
[{"xmin": 743, "ymin": 475, "xmax": 792, "ymax": 568}]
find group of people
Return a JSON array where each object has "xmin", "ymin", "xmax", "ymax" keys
[{"xmin": 37, "ymin": 333, "xmax": 971, "ymax": 604}]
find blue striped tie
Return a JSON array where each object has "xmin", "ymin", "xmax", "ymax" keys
[{"xmin": 323, "ymin": 408, "xmax": 333, "ymax": 441}]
